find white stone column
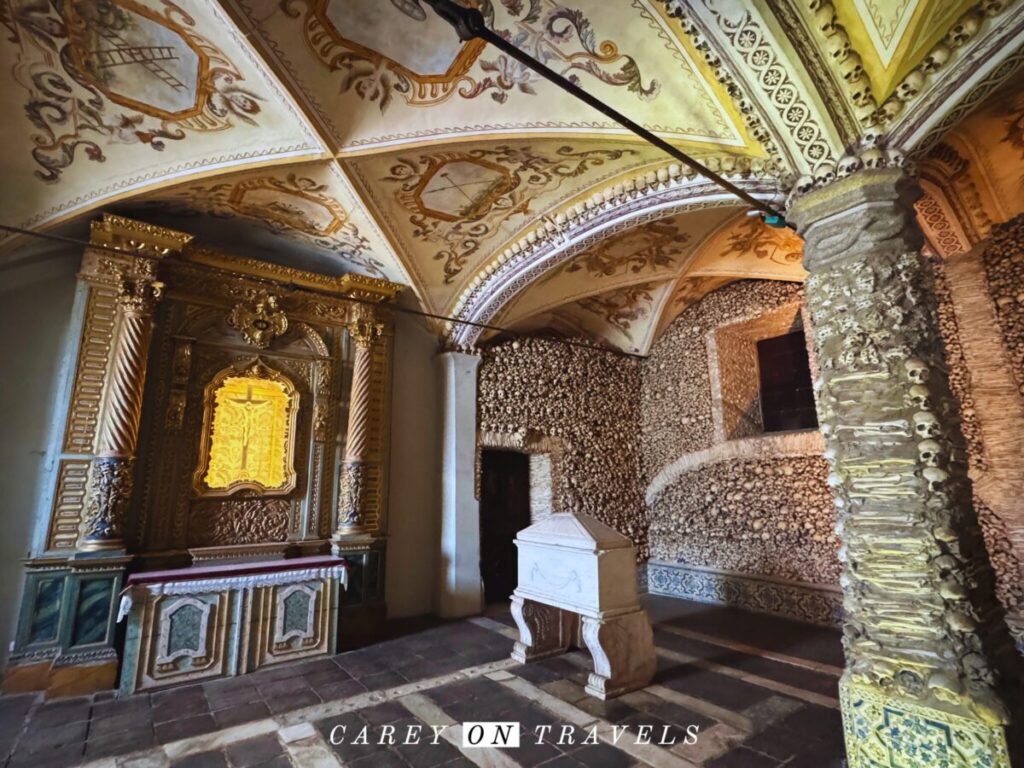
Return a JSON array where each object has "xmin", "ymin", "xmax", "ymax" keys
[{"xmin": 438, "ymin": 350, "xmax": 482, "ymax": 618}]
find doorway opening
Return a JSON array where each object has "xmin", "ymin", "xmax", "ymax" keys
[{"xmin": 479, "ymin": 449, "xmax": 531, "ymax": 605}]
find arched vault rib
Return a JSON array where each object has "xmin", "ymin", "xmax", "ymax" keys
[{"xmin": 446, "ymin": 175, "xmax": 782, "ymax": 348}]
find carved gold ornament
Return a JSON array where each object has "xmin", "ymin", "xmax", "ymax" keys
[
  {"xmin": 194, "ymin": 360, "xmax": 299, "ymax": 496},
  {"xmin": 228, "ymin": 290, "xmax": 289, "ymax": 349}
]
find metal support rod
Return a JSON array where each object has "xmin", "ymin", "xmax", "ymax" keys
[{"xmin": 418, "ymin": 0, "xmax": 788, "ymax": 224}]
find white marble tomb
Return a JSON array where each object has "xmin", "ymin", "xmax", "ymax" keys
[{"xmin": 510, "ymin": 511, "xmax": 656, "ymax": 699}]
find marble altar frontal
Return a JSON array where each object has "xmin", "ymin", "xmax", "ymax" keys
[
  {"xmin": 510, "ymin": 512, "xmax": 656, "ymax": 700},
  {"xmin": 118, "ymin": 556, "xmax": 347, "ymax": 694}
]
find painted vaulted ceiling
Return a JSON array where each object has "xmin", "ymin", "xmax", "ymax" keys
[{"xmin": 1, "ymin": 0, "xmax": 1023, "ymax": 352}]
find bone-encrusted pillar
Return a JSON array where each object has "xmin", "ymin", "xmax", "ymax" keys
[
  {"xmin": 332, "ymin": 304, "xmax": 383, "ymax": 544},
  {"xmin": 81, "ymin": 266, "xmax": 164, "ymax": 551},
  {"xmin": 790, "ymin": 168, "xmax": 1022, "ymax": 768}
]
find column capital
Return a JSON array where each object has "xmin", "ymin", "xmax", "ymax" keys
[
  {"xmin": 348, "ymin": 304, "xmax": 384, "ymax": 349},
  {"xmin": 788, "ymin": 168, "xmax": 924, "ymax": 272}
]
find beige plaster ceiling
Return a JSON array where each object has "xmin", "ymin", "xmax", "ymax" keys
[{"xmin": 1, "ymin": 0, "xmax": 1022, "ymax": 353}]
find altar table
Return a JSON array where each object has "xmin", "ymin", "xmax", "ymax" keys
[{"xmin": 118, "ymin": 556, "xmax": 347, "ymax": 694}]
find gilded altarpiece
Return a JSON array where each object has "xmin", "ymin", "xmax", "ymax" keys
[{"xmin": 3, "ymin": 214, "xmax": 400, "ymax": 697}]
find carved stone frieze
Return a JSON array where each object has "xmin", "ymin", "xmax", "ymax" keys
[{"xmin": 790, "ymin": 169, "xmax": 1020, "ymax": 753}]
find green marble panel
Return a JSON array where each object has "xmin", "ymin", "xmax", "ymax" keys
[
  {"xmin": 71, "ymin": 578, "xmax": 113, "ymax": 646},
  {"xmin": 283, "ymin": 589, "xmax": 311, "ymax": 635},
  {"xmin": 28, "ymin": 577, "xmax": 65, "ymax": 645},
  {"xmin": 167, "ymin": 603, "xmax": 204, "ymax": 655}
]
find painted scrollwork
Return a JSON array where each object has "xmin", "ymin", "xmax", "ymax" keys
[
  {"xmin": 382, "ymin": 144, "xmax": 637, "ymax": 283},
  {"xmin": 578, "ymin": 283, "xmax": 655, "ymax": 333},
  {"xmin": 282, "ymin": 0, "xmax": 658, "ymax": 113},
  {"xmin": 12, "ymin": 0, "xmax": 263, "ymax": 182}
]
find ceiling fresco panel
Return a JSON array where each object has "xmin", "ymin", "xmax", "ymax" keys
[
  {"xmin": 497, "ymin": 206, "xmax": 739, "ymax": 326},
  {"xmin": 344, "ymin": 137, "xmax": 670, "ymax": 313},
  {"xmin": 120, "ymin": 160, "xmax": 409, "ymax": 282},
  {"xmin": 0, "ymin": 0, "xmax": 323, "ymax": 235},
  {"xmin": 227, "ymin": 0, "xmax": 765, "ymax": 155}
]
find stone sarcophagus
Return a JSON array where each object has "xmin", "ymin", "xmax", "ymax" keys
[
  {"xmin": 511, "ymin": 512, "xmax": 655, "ymax": 699},
  {"xmin": 118, "ymin": 556, "xmax": 347, "ymax": 694}
]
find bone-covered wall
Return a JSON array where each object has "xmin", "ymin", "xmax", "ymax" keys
[
  {"xmin": 477, "ymin": 337, "xmax": 647, "ymax": 557},
  {"xmin": 641, "ymin": 280, "xmax": 841, "ymax": 587}
]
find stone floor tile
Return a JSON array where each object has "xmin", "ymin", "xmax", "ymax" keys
[
  {"xmin": 706, "ymin": 746, "xmax": 780, "ymax": 768},
  {"xmin": 156, "ymin": 713, "xmax": 218, "ymax": 744},
  {"xmin": 169, "ymin": 750, "xmax": 230, "ymax": 768},
  {"xmin": 567, "ymin": 742, "xmax": 636, "ymax": 768},
  {"xmin": 349, "ymin": 748, "xmax": 409, "ymax": 767},
  {"xmin": 264, "ymin": 689, "xmax": 321, "ymax": 715},
  {"xmin": 225, "ymin": 733, "xmax": 284, "ymax": 767},
  {"xmin": 315, "ymin": 678, "xmax": 368, "ymax": 701},
  {"xmin": 212, "ymin": 701, "xmax": 271, "ymax": 729},
  {"xmin": 152, "ymin": 687, "xmax": 211, "ymax": 723},
  {"xmin": 361, "ymin": 670, "xmax": 409, "ymax": 691},
  {"xmin": 360, "ymin": 701, "xmax": 411, "ymax": 725}
]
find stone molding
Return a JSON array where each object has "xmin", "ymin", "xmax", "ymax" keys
[{"xmin": 646, "ymin": 560, "xmax": 842, "ymax": 627}]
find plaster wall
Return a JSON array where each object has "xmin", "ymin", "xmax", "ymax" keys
[
  {"xmin": 0, "ymin": 248, "xmax": 80, "ymax": 669},
  {"xmin": 385, "ymin": 311, "xmax": 443, "ymax": 618}
]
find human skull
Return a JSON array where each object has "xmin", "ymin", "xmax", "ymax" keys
[
  {"xmin": 947, "ymin": 13, "xmax": 981, "ymax": 48},
  {"xmin": 848, "ymin": 74, "xmax": 873, "ymax": 106},
  {"xmin": 814, "ymin": 163, "xmax": 836, "ymax": 185},
  {"xmin": 825, "ymin": 31, "xmax": 851, "ymax": 62},
  {"xmin": 923, "ymin": 466, "xmax": 949, "ymax": 492},
  {"xmin": 813, "ymin": 3, "xmax": 837, "ymax": 33},
  {"xmin": 918, "ymin": 439, "xmax": 943, "ymax": 467},
  {"xmin": 794, "ymin": 175, "xmax": 816, "ymax": 195},
  {"xmin": 921, "ymin": 43, "xmax": 952, "ymax": 73},
  {"xmin": 839, "ymin": 53, "xmax": 864, "ymax": 82},
  {"xmin": 913, "ymin": 410, "xmax": 941, "ymax": 438},
  {"xmin": 904, "ymin": 358, "xmax": 929, "ymax": 383},
  {"xmin": 837, "ymin": 155, "xmax": 863, "ymax": 178},
  {"xmin": 908, "ymin": 384, "xmax": 932, "ymax": 410},
  {"xmin": 896, "ymin": 70, "xmax": 926, "ymax": 101},
  {"xmin": 860, "ymin": 147, "xmax": 885, "ymax": 169},
  {"xmin": 946, "ymin": 611, "xmax": 976, "ymax": 632}
]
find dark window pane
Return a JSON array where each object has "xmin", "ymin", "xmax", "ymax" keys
[{"xmin": 757, "ymin": 331, "xmax": 818, "ymax": 433}]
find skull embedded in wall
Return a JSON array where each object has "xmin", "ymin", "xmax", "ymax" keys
[
  {"xmin": 860, "ymin": 147, "xmax": 885, "ymax": 169},
  {"xmin": 904, "ymin": 358, "xmax": 929, "ymax": 384},
  {"xmin": 895, "ymin": 70, "xmax": 926, "ymax": 102},
  {"xmin": 836, "ymin": 155, "xmax": 863, "ymax": 178},
  {"xmin": 908, "ymin": 384, "xmax": 932, "ymax": 410},
  {"xmin": 921, "ymin": 43, "xmax": 952, "ymax": 73},
  {"xmin": 913, "ymin": 410, "xmax": 941, "ymax": 438},
  {"xmin": 947, "ymin": 12, "xmax": 981, "ymax": 48},
  {"xmin": 923, "ymin": 466, "xmax": 949, "ymax": 492},
  {"xmin": 814, "ymin": 163, "xmax": 836, "ymax": 185},
  {"xmin": 918, "ymin": 439, "xmax": 944, "ymax": 467},
  {"xmin": 839, "ymin": 53, "xmax": 864, "ymax": 82}
]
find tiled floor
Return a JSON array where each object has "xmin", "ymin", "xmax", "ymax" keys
[{"xmin": 0, "ymin": 597, "xmax": 847, "ymax": 768}]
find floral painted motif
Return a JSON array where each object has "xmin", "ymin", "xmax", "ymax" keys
[
  {"xmin": 11, "ymin": 0, "xmax": 262, "ymax": 182},
  {"xmin": 722, "ymin": 217, "xmax": 803, "ymax": 266},
  {"xmin": 561, "ymin": 219, "xmax": 690, "ymax": 278},
  {"xmin": 282, "ymin": 0, "xmax": 659, "ymax": 113},
  {"xmin": 382, "ymin": 144, "xmax": 636, "ymax": 283},
  {"xmin": 578, "ymin": 282, "xmax": 655, "ymax": 333}
]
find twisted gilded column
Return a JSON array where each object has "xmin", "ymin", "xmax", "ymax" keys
[
  {"xmin": 790, "ymin": 168, "xmax": 1021, "ymax": 767},
  {"xmin": 81, "ymin": 269, "xmax": 164, "ymax": 551},
  {"xmin": 333, "ymin": 305, "xmax": 382, "ymax": 543}
]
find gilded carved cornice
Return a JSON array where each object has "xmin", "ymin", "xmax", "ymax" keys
[
  {"xmin": 180, "ymin": 245, "xmax": 403, "ymax": 303},
  {"xmin": 89, "ymin": 214, "xmax": 193, "ymax": 259}
]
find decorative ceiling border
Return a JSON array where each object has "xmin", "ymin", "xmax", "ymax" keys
[
  {"xmin": 893, "ymin": 15, "xmax": 1024, "ymax": 155},
  {"xmin": 868, "ymin": 0, "xmax": 1020, "ymax": 133},
  {"xmin": 663, "ymin": 0, "xmax": 845, "ymax": 175},
  {"xmin": 446, "ymin": 172, "xmax": 781, "ymax": 348}
]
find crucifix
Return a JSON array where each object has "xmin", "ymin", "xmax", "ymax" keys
[{"xmin": 229, "ymin": 384, "xmax": 269, "ymax": 471}]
